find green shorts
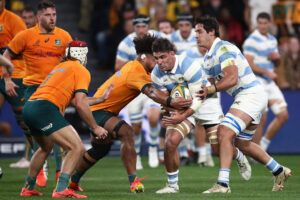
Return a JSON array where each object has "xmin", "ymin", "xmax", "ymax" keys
[
  {"xmin": 24, "ymin": 84, "xmax": 39, "ymax": 102},
  {"xmin": 92, "ymin": 110, "xmax": 117, "ymax": 127},
  {"xmin": 23, "ymin": 100, "xmax": 69, "ymax": 136},
  {"xmin": 0, "ymin": 78, "xmax": 26, "ymax": 107}
]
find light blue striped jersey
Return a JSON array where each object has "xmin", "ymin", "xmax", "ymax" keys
[
  {"xmin": 151, "ymin": 54, "xmax": 206, "ymax": 111},
  {"xmin": 203, "ymin": 37, "xmax": 259, "ymax": 97},
  {"xmin": 116, "ymin": 30, "xmax": 161, "ymax": 62},
  {"xmin": 242, "ymin": 29, "xmax": 278, "ymax": 81},
  {"xmin": 170, "ymin": 29, "xmax": 197, "ymax": 54}
]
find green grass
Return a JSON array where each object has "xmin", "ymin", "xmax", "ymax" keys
[{"xmin": 0, "ymin": 155, "xmax": 299, "ymax": 199}]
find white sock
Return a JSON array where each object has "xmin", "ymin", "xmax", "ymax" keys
[
  {"xmin": 260, "ymin": 136, "xmax": 270, "ymax": 151},
  {"xmin": 235, "ymin": 148, "xmax": 244, "ymax": 162},
  {"xmin": 205, "ymin": 143, "xmax": 212, "ymax": 155},
  {"xmin": 167, "ymin": 170, "xmax": 179, "ymax": 186},
  {"xmin": 197, "ymin": 146, "xmax": 207, "ymax": 157}
]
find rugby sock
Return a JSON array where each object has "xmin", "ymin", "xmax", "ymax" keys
[
  {"xmin": 205, "ymin": 143, "xmax": 212, "ymax": 155},
  {"xmin": 197, "ymin": 146, "xmax": 207, "ymax": 158},
  {"xmin": 158, "ymin": 147, "xmax": 164, "ymax": 161},
  {"xmin": 149, "ymin": 124, "xmax": 160, "ymax": 147},
  {"xmin": 56, "ymin": 172, "xmax": 70, "ymax": 192},
  {"xmin": 260, "ymin": 136, "xmax": 270, "ymax": 151},
  {"xmin": 217, "ymin": 168, "xmax": 230, "ymax": 187},
  {"xmin": 134, "ymin": 134, "xmax": 142, "ymax": 155},
  {"xmin": 266, "ymin": 158, "xmax": 283, "ymax": 176},
  {"xmin": 53, "ymin": 144, "xmax": 62, "ymax": 172},
  {"xmin": 25, "ymin": 175, "xmax": 36, "ymax": 190},
  {"xmin": 128, "ymin": 174, "xmax": 137, "ymax": 184},
  {"xmin": 167, "ymin": 170, "xmax": 179, "ymax": 186},
  {"xmin": 71, "ymin": 170, "xmax": 85, "ymax": 184},
  {"xmin": 235, "ymin": 148, "xmax": 244, "ymax": 162}
]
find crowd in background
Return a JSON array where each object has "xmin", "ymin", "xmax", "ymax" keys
[{"xmin": 4, "ymin": 0, "xmax": 300, "ymax": 91}]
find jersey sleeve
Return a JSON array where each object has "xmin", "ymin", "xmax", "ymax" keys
[
  {"xmin": 218, "ymin": 45, "xmax": 237, "ymax": 70},
  {"xmin": 151, "ymin": 67, "xmax": 165, "ymax": 89},
  {"xmin": 74, "ymin": 66, "xmax": 91, "ymax": 94},
  {"xmin": 127, "ymin": 69, "xmax": 152, "ymax": 91},
  {"xmin": 7, "ymin": 30, "xmax": 27, "ymax": 55},
  {"xmin": 116, "ymin": 36, "xmax": 135, "ymax": 62},
  {"xmin": 242, "ymin": 38, "xmax": 257, "ymax": 57}
]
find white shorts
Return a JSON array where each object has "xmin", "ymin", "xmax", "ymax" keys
[
  {"xmin": 230, "ymin": 85, "xmax": 268, "ymax": 124},
  {"xmin": 193, "ymin": 93, "xmax": 224, "ymax": 125},
  {"xmin": 127, "ymin": 93, "xmax": 160, "ymax": 123},
  {"xmin": 257, "ymin": 77, "xmax": 287, "ymax": 113}
]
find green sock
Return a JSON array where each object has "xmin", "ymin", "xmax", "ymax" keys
[
  {"xmin": 56, "ymin": 172, "xmax": 70, "ymax": 192},
  {"xmin": 71, "ymin": 170, "xmax": 85, "ymax": 184},
  {"xmin": 25, "ymin": 175, "xmax": 36, "ymax": 190},
  {"xmin": 53, "ymin": 144, "xmax": 62, "ymax": 172}
]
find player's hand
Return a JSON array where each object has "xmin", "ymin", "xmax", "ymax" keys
[
  {"xmin": 170, "ymin": 97, "xmax": 192, "ymax": 109},
  {"xmin": 97, "ymin": 84, "xmax": 113, "ymax": 103},
  {"xmin": 162, "ymin": 110, "xmax": 185, "ymax": 126},
  {"xmin": 4, "ymin": 78, "xmax": 19, "ymax": 97},
  {"xmin": 268, "ymin": 52, "xmax": 280, "ymax": 61},
  {"xmin": 92, "ymin": 126, "xmax": 108, "ymax": 140},
  {"xmin": 264, "ymin": 70, "xmax": 277, "ymax": 80},
  {"xmin": 196, "ymin": 86, "xmax": 208, "ymax": 100}
]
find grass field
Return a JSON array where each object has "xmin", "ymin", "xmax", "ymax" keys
[{"xmin": 0, "ymin": 155, "xmax": 299, "ymax": 200}]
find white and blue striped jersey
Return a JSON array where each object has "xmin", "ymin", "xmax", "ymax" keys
[
  {"xmin": 242, "ymin": 30, "xmax": 278, "ymax": 81},
  {"xmin": 116, "ymin": 30, "xmax": 161, "ymax": 62},
  {"xmin": 203, "ymin": 37, "xmax": 259, "ymax": 97},
  {"xmin": 170, "ymin": 29, "xmax": 197, "ymax": 54},
  {"xmin": 151, "ymin": 54, "xmax": 206, "ymax": 111},
  {"xmin": 180, "ymin": 46, "xmax": 204, "ymax": 60}
]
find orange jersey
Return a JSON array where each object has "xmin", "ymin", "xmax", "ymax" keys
[
  {"xmin": 8, "ymin": 25, "xmax": 72, "ymax": 85},
  {"xmin": 0, "ymin": 9, "xmax": 26, "ymax": 78},
  {"xmin": 90, "ymin": 60, "xmax": 151, "ymax": 114},
  {"xmin": 30, "ymin": 60, "xmax": 91, "ymax": 113}
]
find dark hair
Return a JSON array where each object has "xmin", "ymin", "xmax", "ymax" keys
[
  {"xmin": 22, "ymin": 5, "xmax": 36, "ymax": 14},
  {"xmin": 257, "ymin": 12, "xmax": 271, "ymax": 21},
  {"xmin": 152, "ymin": 38, "xmax": 176, "ymax": 53},
  {"xmin": 134, "ymin": 34, "xmax": 157, "ymax": 55},
  {"xmin": 133, "ymin": 14, "xmax": 150, "ymax": 25},
  {"xmin": 194, "ymin": 15, "xmax": 220, "ymax": 37},
  {"xmin": 37, "ymin": 0, "xmax": 55, "ymax": 11},
  {"xmin": 158, "ymin": 19, "xmax": 173, "ymax": 26}
]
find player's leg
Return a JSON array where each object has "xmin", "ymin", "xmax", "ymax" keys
[
  {"xmin": 195, "ymin": 123, "xmax": 207, "ymax": 166},
  {"xmin": 158, "ymin": 126, "xmax": 166, "ymax": 163},
  {"xmin": 261, "ymin": 100, "xmax": 288, "ymax": 151},
  {"xmin": 146, "ymin": 103, "xmax": 161, "ymax": 168},
  {"xmin": 127, "ymin": 95, "xmax": 144, "ymax": 170},
  {"xmin": 156, "ymin": 120, "xmax": 193, "ymax": 194}
]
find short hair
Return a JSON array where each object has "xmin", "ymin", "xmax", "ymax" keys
[
  {"xmin": 37, "ymin": 0, "xmax": 55, "ymax": 11},
  {"xmin": 134, "ymin": 34, "xmax": 157, "ymax": 55},
  {"xmin": 152, "ymin": 38, "xmax": 176, "ymax": 53},
  {"xmin": 257, "ymin": 12, "xmax": 271, "ymax": 21},
  {"xmin": 22, "ymin": 5, "xmax": 36, "ymax": 14},
  {"xmin": 158, "ymin": 19, "xmax": 172, "ymax": 26},
  {"xmin": 194, "ymin": 16, "xmax": 220, "ymax": 37}
]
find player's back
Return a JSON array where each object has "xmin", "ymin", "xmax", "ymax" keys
[
  {"xmin": 30, "ymin": 60, "xmax": 90, "ymax": 113},
  {"xmin": 91, "ymin": 60, "xmax": 151, "ymax": 114}
]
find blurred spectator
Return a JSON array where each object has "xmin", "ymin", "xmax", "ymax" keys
[
  {"xmin": 278, "ymin": 36, "xmax": 300, "ymax": 90},
  {"xmin": 9, "ymin": 0, "xmax": 24, "ymax": 16},
  {"xmin": 166, "ymin": 0, "xmax": 194, "ymax": 23},
  {"xmin": 21, "ymin": 5, "xmax": 36, "ymax": 28},
  {"xmin": 95, "ymin": 0, "xmax": 135, "ymax": 69},
  {"xmin": 78, "ymin": 0, "xmax": 95, "ymax": 32},
  {"xmin": 157, "ymin": 19, "xmax": 174, "ymax": 35},
  {"xmin": 249, "ymin": 0, "xmax": 276, "ymax": 30},
  {"xmin": 200, "ymin": 0, "xmax": 224, "ymax": 21},
  {"xmin": 137, "ymin": 0, "xmax": 167, "ymax": 29}
]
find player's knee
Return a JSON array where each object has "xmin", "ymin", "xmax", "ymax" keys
[
  {"xmin": 277, "ymin": 110, "xmax": 289, "ymax": 123},
  {"xmin": 87, "ymin": 142, "xmax": 113, "ymax": 161},
  {"xmin": 165, "ymin": 137, "xmax": 179, "ymax": 151},
  {"xmin": 218, "ymin": 125, "xmax": 235, "ymax": 142}
]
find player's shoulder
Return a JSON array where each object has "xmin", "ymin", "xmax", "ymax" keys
[
  {"xmin": 54, "ymin": 27, "xmax": 72, "ymax": 38},
  {"xmin": 3, "ymin": 9, "xmax": 22, "ymax": 21}
]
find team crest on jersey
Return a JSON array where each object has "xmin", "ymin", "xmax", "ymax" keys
[
  {"xmin": 0, "ymin": 24, "xmax": 3, "ymax": 32},
  {"xmin": 54, "ymin": 39, "xmax": 61, "ymax": 46}
]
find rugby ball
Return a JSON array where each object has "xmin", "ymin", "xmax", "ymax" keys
[{"xmin": 170, "ymin": 84, "xmax": 191, "ymax": 99}]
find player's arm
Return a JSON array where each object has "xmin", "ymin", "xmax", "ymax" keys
[
  {"xmin": 73, "ymin": 92, "xmax": 108, "ymax": 139},
  {"xmin": 0, "ymin": 54, "xmax": 14, "ymax": 75},
  {"xmin": 115, "ymin": 59, "xmax": 127, "ymax": 71},
  {"xmin": 244, "ymin": 54, "xmax": 276, "ymax": 80},
  {"xmin": 87, "ymin": 84, "xmax": 113, "ymax": 106},
  {"xmin": 142, "ymin": 83, "xmax": 192, "ymax": 109},
  {"xmin": 2, "ymin": 50, "xmax": 19, "ymax": 96}
]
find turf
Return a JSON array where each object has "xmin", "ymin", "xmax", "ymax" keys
[{"xmin": 0, "ymin": 155, "xmax": 299, "ymax": 200}]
